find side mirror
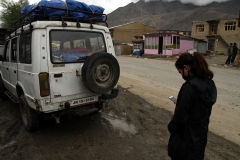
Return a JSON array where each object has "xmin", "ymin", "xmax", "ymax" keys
[{"xmin": 0, "ymin": 55, "xmax": 3, "ymax": 61}]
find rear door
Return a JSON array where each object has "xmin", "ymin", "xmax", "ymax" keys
[
  {"xmin": 8, "ymin": 37, "xmax": 18, "ymax": 96},
  {"xmin": 47, "ymin": 28, "xmax": 106, "ymax": 103},
  {"xmin": 17, "ymin": 32, "xmax": 34, "ymax": 99}
]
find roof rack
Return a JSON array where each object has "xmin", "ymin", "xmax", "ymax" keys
[{"xmin": 9, "ymin": 5, "xmax": 108, "ymax": 36}]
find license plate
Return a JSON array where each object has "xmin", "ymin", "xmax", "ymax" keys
[{"xmin": 70, "ymin": 96, "xmax": 98, "ymax": 107}]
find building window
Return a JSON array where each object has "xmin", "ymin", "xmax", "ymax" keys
[
  {"xmin": 145, "ymin": 37, "xmax": 148, "ymax": 49},
  {"xmin": 211, "ymin": 24, "xmax": 218, "ymax": 34},
  {"xmin": 155, "ymin": 37, "xmax": 159, "ymax": 49},
  {"xmin": 145, "ymin": 37, "xmax": 149, "ymax": 49},
  {"xmin": 148, "ymin": 37, "xmax": 152, "ymax": 49},
  {"xmin": 196, "ymin": 25, "xmax": 204, "ymax": 32},
  {"xmin": 145, "ymin": 37, "xmax": 159, "ymax": 50},
  {"xmin": 225, "ymin": 22, "xmax": 236, "ymax": 31},
  {"xmin": 152, "ymin": 37, "xmax": 155, "ymax": 49},
  {"xmin": 173, "ymin": 36, "xmax": 180, "ymax": 49}
]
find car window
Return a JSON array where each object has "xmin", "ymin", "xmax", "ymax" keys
[
  {"xmin": 50, "ymin": 30, "xmax": 106, "ymax": 63},
  {"xmin": 3, "ymin": 41, "xmax": 10, "ymax": 61},
  {"xmin": 19, "ymin": 33, "xmax": 32, "ymax": 64},
  {"xmin": 11, "ymin": 38, "xmax": 18, "ymax": 62}
]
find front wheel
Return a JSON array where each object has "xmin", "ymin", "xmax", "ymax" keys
[
  {"xmin": 0, "ymin": 77, "xmax": 9, "ymax": 100},
  {"xmin": 19, "ymin": 95, "xmax": 39, "ymax": 131}
]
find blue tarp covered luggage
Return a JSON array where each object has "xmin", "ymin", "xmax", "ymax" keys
[
  {"xmin": 38, "ymin": 0, "xmax": 67, "ymax": 18},
  {"xmin": 21, "ymin": 4, "xmax": 37, "ymax": 15},
  {"xmin": 21, "ymin": 0, "xmax": 105, "ymax": 20},
  {"xmin": 89, "ymin": 5, "xmax": 104, "ymax": 20},
  {"xmin": 66, "ymin": 0, "xmax": 91, "ymax": 19}
]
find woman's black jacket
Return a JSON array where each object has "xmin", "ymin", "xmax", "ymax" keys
[{"xmin": 168, "ymin": 76, "xmax": 217, "ymax": 160}]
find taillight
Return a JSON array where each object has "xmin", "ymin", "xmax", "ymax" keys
[{"xmin": 39, "ymin": 73, "xmax": 50, "ymax": 97}]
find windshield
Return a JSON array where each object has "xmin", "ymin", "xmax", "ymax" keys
[{"xmin": 50, "ymin": 30, "xmax": 106, "ymax": 63}]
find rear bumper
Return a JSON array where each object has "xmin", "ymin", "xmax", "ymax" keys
[
  {"xmin": 101, "ymin": 88, "xmax": 119, "ymax": 100},
  {"xmin": 31, "ymin": 88, "xmax": 119, "ymax": 113}
]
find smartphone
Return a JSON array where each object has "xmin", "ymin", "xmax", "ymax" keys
[{"xmin": 169, "ymin": 96, "xmax": 177, "ymax": 104}]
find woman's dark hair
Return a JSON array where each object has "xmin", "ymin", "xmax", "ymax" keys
[{"xmin": 175, "ymin": 52, "xmax": 214, "ymax": 79}]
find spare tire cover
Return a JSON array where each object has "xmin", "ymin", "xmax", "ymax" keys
[{"xmin": 81, "ymin": 52, "xmax": 120, "ymax": 94}]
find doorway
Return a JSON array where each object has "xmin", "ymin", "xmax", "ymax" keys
[
  {"xmin": 158, "ymin": 37, "xmax": 163, "ymax": 54},
  {"xmin": 208, "ymin": 39, "xmax": 215, "ymax": 51}
]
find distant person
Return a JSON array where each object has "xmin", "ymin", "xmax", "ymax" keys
[
  {"xmin": 230, "ymin": 43, "xmax": 239, "ymax": 65},
  {"xmin": 224, "ymin": 43, "xmax": 233, "ymax": 67},
  {"xmin": 168, "ymin": 52, "xmax": 217, "ymax": 160}
]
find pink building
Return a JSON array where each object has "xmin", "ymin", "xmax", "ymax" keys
[{"xmin": 144, "ymin": 32, "xmax": 201, "ymax": 56}]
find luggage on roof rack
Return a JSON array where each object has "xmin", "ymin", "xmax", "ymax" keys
[
  {"xmin": 22, "ymin": 0, "xmax": 105, "ymax": 20},
  {"xmin": 10, "ymin": 0, "xmax": 107, "ymax": 35}
]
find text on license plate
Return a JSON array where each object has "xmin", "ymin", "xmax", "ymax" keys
[{"xmin": 71, "ymin": 96, "xmax": 98, "ymax": 106}]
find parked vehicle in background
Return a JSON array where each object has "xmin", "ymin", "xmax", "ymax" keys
[{"xmin": 0, "ymin": 4, "xmax": 120, "ymax": 131}]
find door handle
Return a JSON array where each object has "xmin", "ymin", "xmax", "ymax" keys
[
  {"xmin": 54, "ymin": 73, "xmax": 62, "ymax": 78},
  {"xmin": 14, "ymin": 70, "xmax": 16, "ymax": 74}
]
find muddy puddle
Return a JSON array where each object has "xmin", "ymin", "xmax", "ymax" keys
[{"xmin": 101, "ymin": 111, "xmax": 137, "ymax": 134}]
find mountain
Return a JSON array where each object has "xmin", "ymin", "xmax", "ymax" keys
[{"xmin": 107, "ymin": 0, "xmax": 240, "ymax": 31}]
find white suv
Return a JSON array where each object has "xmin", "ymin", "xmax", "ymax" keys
[{"xmin": 0, "ymin": 6, "xmax": 120, "ymax": 131}]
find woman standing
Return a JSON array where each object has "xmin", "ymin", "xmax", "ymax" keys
[{"xmin": 168, "ymin": 52, "xmax": 217, "ymax": 160}]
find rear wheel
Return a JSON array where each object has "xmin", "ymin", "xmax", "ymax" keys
[
  {"xmin": 19, "ymin": 95, "xmax": 39, "ymax": 131},
  {"xmin": 0, "ymin": 77, "xmax": 8, "ymax": 100}
]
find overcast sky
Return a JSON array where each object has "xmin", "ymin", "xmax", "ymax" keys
[{"xmin": 27, "ymin": 0, "xmax": 230, "ymax": 14}]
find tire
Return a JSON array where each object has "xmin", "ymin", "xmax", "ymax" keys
[
  {"xmin": 19, "ymin": 95, "xmax": 39, "ymax": 131},
  {"xmin": 0, "ymin": 76, "xmax": 8, "ymax": 100},
  {"xmin": 82, "ymin": 52, "xmax": 120, "ymax": 94}
]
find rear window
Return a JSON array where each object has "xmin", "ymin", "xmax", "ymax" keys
[{"xmin": 50, "ymin": 30, "xmax": 106, "ymax": 63}]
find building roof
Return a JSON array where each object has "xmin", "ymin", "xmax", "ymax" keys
[
  {"xmin": 144, "ymin": 32, "xmax": 207, "ymax": 42},
  {"xmin": 192, "ymin": 17, "xmax": 238, "ymax": 23},
  {"xmin": 144, "ymin": 32, "xmax": 183, "ymax": 37},
  {"xmin": 157, "ymin": 29, "xmax": 191, "ymax": 33}
]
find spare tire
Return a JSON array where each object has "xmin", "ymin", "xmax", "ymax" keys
[{"xmin": 82, "ymin": 52, "xmax": 120, "ymax": 94}]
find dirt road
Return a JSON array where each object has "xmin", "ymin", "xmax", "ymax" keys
[
  {"xmin": 118, "ymin": 54, "xmax": 240, "ymax": 146},
  {"xmin": 0, "ymin": 55, "xmax": 240, "ymax": 160}
]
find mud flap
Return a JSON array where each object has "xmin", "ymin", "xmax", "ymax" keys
[{"xmin": 101, "ymin": 88, "xmax": 119, "ymax": 100}]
